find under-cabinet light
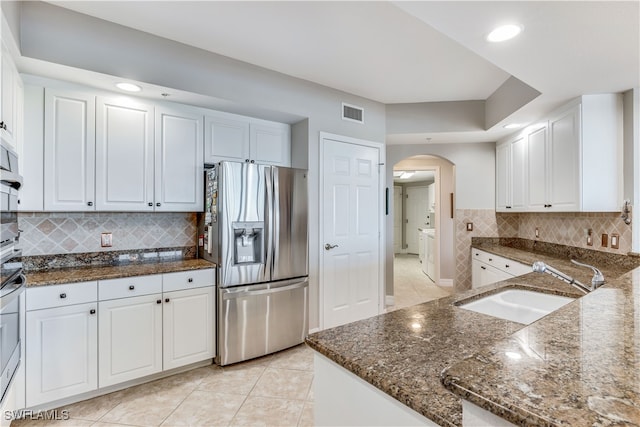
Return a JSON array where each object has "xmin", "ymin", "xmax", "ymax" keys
[{"xmin": 115, "ymin": 82, "xmax": 142, "ymax": 92}]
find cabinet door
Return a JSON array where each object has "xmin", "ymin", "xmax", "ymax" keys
[
  {"xmin": 495, "ymin": 143, "xmax": 510, "ymax": 211},
  {"xmin": 98, "ymin": 294, "xmax": 162, "ymax": 387},
  {"xmin": 204, "ymin": 114, "xmax": 250, "ymax": 163},
  {"xmin": 155, "ymin": 106, "xmax": 204, "ymax": 211},
  {"xmin": 44, "ymin": 89, "xmax": 96, "ymax": 211},
  {"xmin": 527, "ymin": 125, "xmax": 548, "ymax": 210},
  {"xmin": 163, "ymin": 286, "xmax": 215, "ymax": 370},
  {"xmin": 548, "ymin": 106, "xmax": 580, "ymax": 211},
  {"xmin": 96, "ymin": 97, "xmax": 154, "ymax": 211},
  {"xmin": 26, "ymin": 303, "xmax": 98, "ymax": 407},
  {"xmin": 0, "ymin": 47, "xmax": 17, "ymax": 148},
  {"xmin": 250, "ymin": 122, "xmax": 291, "ymax": 166},
  {"xmin": 479, "ymin": 263, "xmax": 512, "ymax": 287},
  {"xmin": 510, "ymin": 135, "xmax": 527, "ymax": 210}
]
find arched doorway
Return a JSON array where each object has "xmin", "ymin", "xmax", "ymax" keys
[{"xmin": 388, "ymin": 155, "xmax": 455, "ymax": 311}]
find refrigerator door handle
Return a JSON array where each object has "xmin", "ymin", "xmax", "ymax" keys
[
  {"xmin": 221, "ymin": 280, "xmax": 308, "ymax": 300},
  {"xmin": 272, "ymin": 167, "xmax": 281, "ymax": 272},
  {"xmin": 264, "ymin": 166, "xmax": 274, "ymax": 278}
]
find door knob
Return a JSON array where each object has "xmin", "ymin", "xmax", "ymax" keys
[{"xmin": 324, "ymin": 243, "xmax": 339, "ymax": 250}]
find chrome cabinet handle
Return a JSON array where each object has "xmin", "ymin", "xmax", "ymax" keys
[{"xmin": 324, "ymin": 243, "xmax": 339, "ymax": 250}]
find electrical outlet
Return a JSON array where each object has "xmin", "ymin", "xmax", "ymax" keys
[
  {"xmin": 586, "ymin": 228, "xmax": 593, "ymax": 246},
  {"xmin": 466, "ymin": 222, "xmax": 473, "ymax": 231},
  {"xmin": 611, "ymin": 233, "xmax": 619, "ymax": 249},
  {"xmin": 601, "ymin": 233, "xmax": 608, "ymax": 248},
  {"xmin": 101, "ymin": 232, "xmax": 113, "ymax": 247},
  {"xmin": 535, "ymin": 227, "xmax": 539, "ymax": 238}
]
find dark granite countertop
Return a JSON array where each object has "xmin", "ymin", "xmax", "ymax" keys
[
  {"xmin": 306, "ymin": 241, "xmax": 639, "ymax": 426},
  {"xmin": 442, "ymin": 269, "xmax": 640, "ymax": 425},
  {"xmin": 25, "ymin": 258, "xmax": 216, "ymax": 287}
]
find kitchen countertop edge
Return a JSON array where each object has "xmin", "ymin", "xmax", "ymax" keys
[{"xmin": 25, "ymin": 258, "xmax": 216, "ymax": 287}]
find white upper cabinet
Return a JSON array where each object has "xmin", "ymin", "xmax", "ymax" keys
[
  {"xmin": 495, "ymin": 142, "xmax": 510, "ymax": 211},
  {"xmin": 44, "ymin": 88, "xmax": 96, "ymax": 211},
  {"xmin": 495, "ymin": 134, "xmax": 526, "ymax": 211},
  {"xmin": 547, "ymin": 106, "xmax": 581, "ymax": 211},
  {"xmin": 526, "ymin": 125, "xmax": 548, "ymax": 210},
  {"xmin": 250, "ymin": 121, "xmax": 291, "ymax": 166},
  {"xmin": 1, "ymin": 44, "xmax": 20, "ymax": 149},
  {"xmin": 204, "ymin": 114, "xmax": 250, "ymax": 163},
  {"xmin": 496, "ymin": 94, "xmax": 622, "ymax": 213},
  {"xmin": 96, "ymin": 96, "xmax": 155, "ymax": 211},
  {"xmin": 205, "ymin": 112, "xmax": 290, "ymax": 166},
  {"xmin": 155, "ymin": 105, "xmax": 204, "ymax": 211}
]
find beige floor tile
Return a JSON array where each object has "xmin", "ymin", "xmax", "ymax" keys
[
  {"xmin": 161, "ymin": 391, "xmax": 245, "ymax": 426},
  {"xmin": 251, "ymin": 368, "xmax": 313, "ymax": 401},
  {"xmin": 230, "ymin": 396, "xmax": 303, "ymax": 427},
  {"xmin": 306, "ymin": 379, "xmax": 314, "ymax": 402},
  {"xmin": 269, "ymin": 345, "xmax": 314, "ymax": 372},
  {"xmin": 196, "ymin": 365, "xmax": 265, "ymax": 395},
  {"xmin": 58, "ymin": 387, "xmax": 136, "ymax": 422},
  {"xmin": 389, "ymin": 254, "xmax": 451, "ymax": 312},
  {"xmin": 10, "ymin": 417, "xmax": 94, "ymax": 427},
  {"xmin": 91, "ymin": 422, "xmax": 134, "ymax": 427},
  {"xmin": 99, "ymin": 385, "xmax": 190, "ymax": 427},
  {"xmin": 297, "ymin": 402, "xmax": 314, "ymax": 427}
]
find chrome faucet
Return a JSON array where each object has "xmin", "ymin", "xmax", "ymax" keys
[{"xmin": 532, "ymin": 260, "xmax": 605, "ymax": 294}]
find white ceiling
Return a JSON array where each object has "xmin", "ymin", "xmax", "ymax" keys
[{"xmin": 38, "ymin": 1, "xmax": 640, "ymax": 144}]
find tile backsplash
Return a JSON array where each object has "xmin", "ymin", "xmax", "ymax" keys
[
  {"xmin": 17, "ymin": 212, "xmax": 197, "ymax": 256},
  {"xmin": 455, "ymin": 210, "xmax": 633, "ymax": 291}
]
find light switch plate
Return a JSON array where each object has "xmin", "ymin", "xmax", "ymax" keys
[
  {"xmin": 101, "ymin": 232, "xmax": 113, "ymax": 247},
  {"xmin": 601, "ymin": 233, "xmax": 608, "ymax": 248},
  {"xmin": 611, "ymin": 233, "xmax": 619, "ymax": 249},
  {"xmin": 466, "ymin": 222, "xmax": 473, "ymax": 231}
]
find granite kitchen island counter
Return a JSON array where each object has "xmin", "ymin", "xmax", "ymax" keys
[
  {"xmin": 442, "ymin": 265, "xmax": 640, "ymax": 427},
  {"xmin": 306, "ymin": 242, "xmax": 639, "ymax": 426}
]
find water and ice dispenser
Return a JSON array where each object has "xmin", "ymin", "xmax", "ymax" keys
[{"xmin": 233, "ymin": 222, "xmax": 264, "ymax": 264}]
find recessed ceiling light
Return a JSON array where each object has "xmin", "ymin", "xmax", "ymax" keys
[
  {"xmin": 503, "ymin": 123, "xmax": 521, "ymax": 129},
  {"xmin": 115, "ymin": 82, "xmax": 142, "ymax": 92},
  {"xmin": 487, "ymin": 24, "xmax": 523, "ymax": 42}
]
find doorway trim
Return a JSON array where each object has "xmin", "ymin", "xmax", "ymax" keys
[{"xmin": 318, "ymin": 132, "xmax": 386, "ymax": 330}]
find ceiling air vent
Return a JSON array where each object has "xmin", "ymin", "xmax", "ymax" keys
[{"xmin": 342, "ymin": 103, "xmax": 364, "ymax": 124}]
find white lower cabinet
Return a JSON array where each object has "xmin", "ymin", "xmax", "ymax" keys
[
  {"xmin": 98, "ymin": 293, "xmax": 163, "ymax": 387},
  {"xmin": 471, "ymin": 249, "xmax": 530, "ymax": 288},
  {"xmin": 26, "ymin": 302, "xmax": 98, "ymax": 407},
  {"xmin": 25, "ymin": 269, "xmax": 215, "ymax": 408},
  {"xmin": 163, "ymin": 286, "xmax": 215, "ymax": 370}
]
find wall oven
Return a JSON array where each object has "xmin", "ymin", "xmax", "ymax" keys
[{"xmin": 0, "ymin": 139, "xmax": 24, "ymax": 405}]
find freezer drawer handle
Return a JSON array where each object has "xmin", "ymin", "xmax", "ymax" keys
[
  {"xmin": 324, "ymin": 243, "xmax": 339, "ymax": 250},
  {"xmin": 221, "ymin": 281, "xmax": 308, "ymax": 300}
]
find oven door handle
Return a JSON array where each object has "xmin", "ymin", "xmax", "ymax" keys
[{"xmin": 0, "ymin": 273, "xmax": 26, "ymax": 308}]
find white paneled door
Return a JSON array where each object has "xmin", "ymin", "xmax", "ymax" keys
[{"xmin": 321, "ymin": 134, "xmax": 382, "ymax": 329}]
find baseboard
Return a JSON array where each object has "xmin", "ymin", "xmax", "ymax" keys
[
  {"xmin": 308, "ymin": 327, "xmax": 321, "ymax": 334},
  {"xmin": 385, "ymin": 295, "xmax": 395, "ymax": 306},
  {"xmin": 439, "ymin": 279, "xmax": 454, "ymax": 287}
]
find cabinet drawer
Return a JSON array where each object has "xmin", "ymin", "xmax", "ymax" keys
[
  {"xmin": 27, "ymin": 281, "xmax": 98, "ymax": 311},
  {"xmin": 163, "ymin": 269, "xmax": 215, "ymax": 292},
  {"xmin": 99, "ymin": 274, "xmax": 162, "ymax": 301}
]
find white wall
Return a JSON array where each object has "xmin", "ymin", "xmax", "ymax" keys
[
  {"xmin": 16, "ymin": 2, "xmax": 388, "ymax": 331},
  {"xmin": 386, "ymin": 142, "xmax": 495, "ymax": 292}
]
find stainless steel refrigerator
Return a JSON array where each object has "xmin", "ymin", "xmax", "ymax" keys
[{"xmin": 198, "ymin": 161, "xmax": 308, "ymax": 366}]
